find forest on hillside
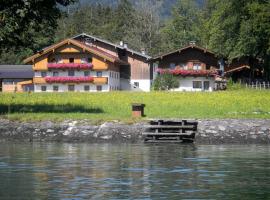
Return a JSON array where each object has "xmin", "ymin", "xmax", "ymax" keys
[{"xmin": 0, "ymin": 0, "xmax": 270, "ymax": 78}]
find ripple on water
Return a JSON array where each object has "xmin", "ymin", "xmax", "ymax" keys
[{"xmin": 0, "ymin": 144, "xmax": 270, "ymax": 200}]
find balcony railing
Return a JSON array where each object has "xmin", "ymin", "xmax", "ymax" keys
[
  {"xmin": 33, "ymin": 77, "xmax": 108, "ymax": 84},
  {"xmin": 93, "ymin": 77, "xmax": 108, "ymax": 84},
  {"xmin": 156, "ymin": 69, "xmax": 217, "ymax": 77},
  {"xmin": 45, "ymin": 76, "xmax": 94, "ymax": 83},
  {"xmin": 47, "ymin": 63, "xmax": 93, "ymax": 70},
  {"xmin": 33, "ymin": 77, "xmax": 47, "ymax": 84}
]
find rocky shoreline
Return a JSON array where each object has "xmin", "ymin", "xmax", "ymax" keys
[{"xmin": 0, "ymin": 119, "xmax": 270, "ymax": 144}]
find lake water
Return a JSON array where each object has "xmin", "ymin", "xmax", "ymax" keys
[{"xmin": 0, "ymin": 143, "xmax": 270, "ymax": 200}]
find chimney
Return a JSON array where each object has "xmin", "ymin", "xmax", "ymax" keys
[
  {"xmin": 141, "ymin": 48, "xmax": 146, "ymax": 55},
  {"xmin": 120, "ymin": 41, "xmax": 124, "ymax": 46},
  {"xmin": 189, "ymin": 41, "xmax": 196, "ymax": 46},
  {"xmin": 123, "ymin": 42, "xmax": 128, "ymax": 49}
]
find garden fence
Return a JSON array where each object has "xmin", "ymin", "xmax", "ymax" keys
[{"xmin": 245, "ymin": 82, "xmax": 270, "ymax": 90}]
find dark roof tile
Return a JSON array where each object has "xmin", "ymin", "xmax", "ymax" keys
[{"xmin": 0, "ymin": 65, "xmax": 34, "ymax": 79}]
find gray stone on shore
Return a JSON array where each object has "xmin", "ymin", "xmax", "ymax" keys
[{"xmin": 0, "ymin": 119, "xmax": 270, "ymax": 144}]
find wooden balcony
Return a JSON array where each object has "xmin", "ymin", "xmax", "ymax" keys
[
  {"xmin": 93, "ymin": 77, "xmax": 108, "ymax": 84},
  {"xmin": 33, "ymin": 77, "xmax": 108, "ymax": 85},
  {"xmin": 33, "ymin": 77, "xmax": 46, "ymax": 84},
  {"xmin": 92, "ymin": 58, "xmax": 108, "ymax": 70}
]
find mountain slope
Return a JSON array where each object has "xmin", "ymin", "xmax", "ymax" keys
[{"xmin": 77, "ymin": 0, "xmax": 204, "ymax": 18}]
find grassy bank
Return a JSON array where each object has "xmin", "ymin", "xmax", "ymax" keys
[{"xmin": 0, "ymin": 90, "xmax": 270, "ymax": 122}]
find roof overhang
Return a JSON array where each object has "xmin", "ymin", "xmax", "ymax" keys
[
  {"xmin": 23, "ymin": 38, "xmax": 127, "ymax": 64},
  {"xmin": 225, "ymin": 65, "xmax": 250, "ymax": 74},
  {"xmin": 150, "ymin": 45, "xmax": 217, "ymax": 62}
]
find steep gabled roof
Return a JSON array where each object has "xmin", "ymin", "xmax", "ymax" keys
[
  {"xmin": 150, "ymin": 45, "xmax": 217, "ymax": 61},
  {"xmin": 24, "ymin": 38, "xmax": 128, "ymax": 64},
  {"xmin": 73, "ymin": 33, "xmax": 152, "ymax": 60},
  {"xmin": 0, "ymin": 65, "xmax": 33, "ymax": 79}
]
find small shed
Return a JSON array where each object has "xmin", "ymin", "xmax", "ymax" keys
[{"xmin": 0, "ymin": 65, "xmax": 34, "ymax": 92}]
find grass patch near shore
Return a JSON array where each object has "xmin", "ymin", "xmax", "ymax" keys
[{"xmin": 0, "ymin": 90, "xmax": 270, "ymax": 121}]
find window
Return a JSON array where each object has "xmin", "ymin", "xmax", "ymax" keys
[
  {"xmin": 193, "ymin": 63, "xmax": 202, "ymax": 70},
  {"xmin": 68, "ymin": 70, "xmax": 75, "ymax": 76},
  {"xmin": 41, "ymin": 72, "xmax": 47, "ymax": 77},
  {"xmin": 179, "ymin": 63, "xmax": 187, "ymax": 69},
  {"xmin": 50, "ymin": 58, "xmax": 56, "ymax": 63},
  {"xmin": 193, "ymin": 81, "xmax": 202, "ymax": 89},
  {"xmin": 3, "ymin": 80, "xmax": 14, "ymax": 85},
  {"xmin": 81, "ymin": 58, "xmax": 87, "ymax": 63},
  {"xmin": 53, "ymin": 71, "xmax": 59, "ymax": 77},
  {"xmin": 68, "ymin": 85, "xmax": 75, "ymax": 91},
  {"xmin": 134, "ymin": 82, "xmax": 139, "ymax": 88},
  {"xmin": 41, "ymin": 86, "xmax": 47, "ymax": 92},
  {"xmin": 57, "ymin": 58, "xmax": 63, "ymax": 63},
  {"xmin": 69, "ymin": 58, "xmax": 74, "ymax": 63},
  {"xmin": 53, "ymin": 85, "xmax": 59, "ymax": 92},
  {"xmin": 170, "ymin": 63, "xmax": 176, "ymax": 69},
  {"xmin": 88, "ymin": 57, "xmax": 93, "ymax": 63},
  {"xmin": 84, "ymin": 71, "xmax": 90, "ymax": 76},
  {"xmin": 96, "ymin": 85, "xmax": 102, "ymax": 91},
  {"xmin": 84, "ymin": 85, "xmax": 90, "ymax": 91},
  {"xmin": 203, "ymin": 81, "xmax": 210, "ymax": 91},
  {"xmin": 96, "ymin": 71, "xmax": 102, "ymax": 77}
]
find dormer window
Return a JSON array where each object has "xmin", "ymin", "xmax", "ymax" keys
[
  {"xmin": 50, "ymin": 58, "xmax": 56, "ymax": 63},
  {"xmin": 56, "ymin": 58, "xmax": 63, "ymax": 63},
  {"xmin": 88, "ymin": 57, "xmax": 93, "ymax": 63},
  {"xmin": 81, "ymin": 58, "xmax": 87, "ymax": 63},
  {"xmin": 69, "ymin": 58, "xmax": 74, "ymax": 63}
]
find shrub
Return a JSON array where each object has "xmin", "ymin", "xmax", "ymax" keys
[
  {"xmin": 152, "ymin": 73, "xmax": 179, "ymax": 90},
  {"xmin": 227, "ymin": 78, "xmax": 244, "ymax": 90}
]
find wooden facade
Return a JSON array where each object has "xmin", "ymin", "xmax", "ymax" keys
[{"xmin": 151, "ymin": 45, "xmax": 220, "ymax": 71}]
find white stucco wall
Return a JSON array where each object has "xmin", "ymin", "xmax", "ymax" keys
[
  {"xmin": 130, "ymin": 79, "xmax": 151, "ymax": 92},
  {"xmin": 172, "ymin": 76, "xmax": 215, "ymax": 92},
  {"xmin": 34, "ymin": 70, "xmax": 119, "ymax": 92},
  {"xmin": 35, "ymin": 84, "xmax": 109, "ymax": 92}
]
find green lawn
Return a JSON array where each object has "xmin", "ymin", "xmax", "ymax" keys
[{"xmin": 0, "ymin": 89, "xmax": 270, "ymax": 122}]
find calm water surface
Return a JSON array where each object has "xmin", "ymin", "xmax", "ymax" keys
[{"xmin": 0, "ymin": 143, "xmax": 270, "ymax": 200}]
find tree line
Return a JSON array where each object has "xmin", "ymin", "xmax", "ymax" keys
[{"xmin": 1, "ymin": 0, "xmax": 269, "ymax": 79}]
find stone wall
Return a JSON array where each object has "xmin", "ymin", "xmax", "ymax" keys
[{"xmin": 0, "ymin": 119, "xmax": 269, "ymax": 144}]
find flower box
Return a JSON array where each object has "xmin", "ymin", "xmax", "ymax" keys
[
  {"xmin": 45, "ymin": 76, "xmax": 94, "ymax": 83},
  {"xmin": 156, "ymin": 69, "xmax": 217, "ymax": 77},
  {"xmin": 47, "ymin": 63, "xmax": 93, "ymax": 70}
]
